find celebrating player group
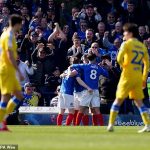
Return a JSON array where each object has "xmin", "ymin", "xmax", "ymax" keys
[{"xmin": 0, "ymin": 14, "xmax": 150, "ymax": 133}]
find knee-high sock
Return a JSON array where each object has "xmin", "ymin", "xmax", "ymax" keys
[
  {"xmin": 108, "ymin": 104, "xmax": 120, "ymax": 125},
  {"xmin": 6, "ymin": 98, "xmax": 21, "ymax": 115},
  {"xmin": 76, "ymin": 113, "xmax": 84, "ymax": 126},
  {"xmin": 0, "ymin": 102, "xmax": 7, "ymax": 124},
  {"xmin": 96, "ymin": 114, "xmax": 104, "ymax": 126},
  {"xmin": 82, "ymin": 115, "xmax": 89, "ymax": 126},
  {"xmin": 57, "ymin": 114, "xmax": 63, "ymax": 126},
  {"xmin": 73, "ymin": 110, "xmax": 78, "ymax": 126},
  {"xmin": 92, "ymin": 114, "xmax": 98, "ymax": 126},
  {"xmin": 138, "ymin": 105, "xmax": 150, "ymax": 125},
  {"xmin": 66, "ymin": 113, "xmax": 74, "ymax": 126}
]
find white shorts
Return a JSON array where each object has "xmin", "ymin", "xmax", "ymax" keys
[
  {"xmin": 74, "ymin": 92, "xmax": 83, "ymax": 110},
  {"xmin": 58, "ymin": 93, "xmax": 74, "ymax": 109},
  {"xmin": 80, "ymin": 90, "xmax": 100, "ymax": 107}
]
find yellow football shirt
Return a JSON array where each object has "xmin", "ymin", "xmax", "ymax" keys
[
  {"xmin": 117, "ymin": 38, "xmax": 149, "ymax": 82},
  {"xmin": 0, "ymin": 28, "xmax": 17, "ymax": 73}
]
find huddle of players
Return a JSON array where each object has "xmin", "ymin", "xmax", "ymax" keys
[{"xmin": 57, "ymin": 53, "xmax": 109, "ymax": 126}]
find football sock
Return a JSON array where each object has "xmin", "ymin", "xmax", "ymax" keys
[
  {"xmin": 92, "ymin": 114, "xmax": 98, "ymax": 126},
  {"xmin": 82, "ymin": 115, "xmax": 89, "ymax": 126},
  {"xmin": 108, "ymin": 104, "xmax": 120, "ymax": 125},
  {"xmin": 66, "ymin": 113, "xmax": 74, "ymax": 126},
  {"xmin": 6, "ymin": 98, "xmax": 20, "ymax": 115},
  {"xmin": 96, "ymin": 114, "xmax": 104, "ymax": 126},
  {"xmin": 138, "ymin": 105, "xmax": 150, "ymax": 125},
  {"xmin": 76, "ymin": 113, "xmax": 84, "ymax": 126},
  {"xmin": 57, "ymin": 114, "xmax": 63, "ymax": 126},
  {"xmin": 73, "ymin": 110, "xmax": 78, "ymax": 125},
  {"xmin": 0, "ymin": 101, "xmax": 7, "ymax": 125}
]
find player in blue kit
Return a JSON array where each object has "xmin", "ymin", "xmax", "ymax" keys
[
  {"xmin": 57, "ymin": 57, "xmax": 92, "ymax": 126},
  {"xmin": 71, "ymin": 53, "xmax": 109, "ymax": 125},
  {"xmin": 57, "ymin": 69, "xmax": 75, "ymax": 126}
]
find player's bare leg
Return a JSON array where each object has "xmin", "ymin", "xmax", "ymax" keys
[
  {"xmin": 107, "ymin": 98, "xmax": 124, "ymax": 132},
  {"xmin": 57, "ymin": 109, "xmax": 65, "ymax": 126},
  {"xmin": 66, "ymin": 109, "xmax": 74, "ymax": 126},
  {"xmin": 0, "ymin": 94, "xmax": 11, "ymax": 131},
  {"xmin": 134, "ymin": 100, "xmax": 150, "ymax": 133}
]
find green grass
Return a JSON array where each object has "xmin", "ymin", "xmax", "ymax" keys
[{"xmin": 0, "ymin": 126, "xmax": 150, "ymax": 150}]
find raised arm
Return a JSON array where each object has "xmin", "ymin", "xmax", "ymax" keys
[{"xmin": 48, "ymin": 23, "xmax": 59, "ymax": 43}]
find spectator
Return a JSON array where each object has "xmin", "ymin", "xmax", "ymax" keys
[
  {"xmin": 105, "ymin": 12, "xmax": 116, "ymax": 32},
  {"xmin": 59, "ymin": 2, "xmax": 70, "ymax": 27},
  {"xmin": 22, "ymin": 82, "xmax": 41, "ymax": 106},
  {"xmin": 62, "ymin": 24, "xmax": 72, "ymax": 48},
  {"xmin": 48, "ymin": 23, "xmax": 68, "ymax": 71},
  {"xmin": 88, "ymin": 42, "xmax": 107, "ymax": 63},
  {"xmin": 138, "ymin": 26, "xmax": 149, "ymax": 42},
  {"xmin": 144, "ymin": 38, "xmax": 150, "ymax": 57},
  {"xmin": 0, "ymin": 5, "xmax": 10, "ymax": 33},
  {"xmin": 20, "ymin": 4, "xmax": 30, "ymax": 35},
  {"xmin": 79, "ymin": 4, "xmax": 102, "ymax": 31},
  {"xmin": 0, "ymin": 0, "xmax": 4, "ymax": 12},
  {"xmin": 12, "ymin": 0, "xmax": 21, "ymax": 14},
  {"xmin": 68, "ymin": 36, "xmax": 86, "ymax": 59},
  {"xmin": 77, "ymin": 21, "xmax": 87, "ymax": 40},
  {"xmin": 96, "ymin": 22, "xmax": 106, "ymax": 48},
  {"xmin": 81, "ymin": 28, "xmax": 95, "ymax": 50},
  {"xmin": 29, "ymin": 12, "xmax": 42, "ymax": 29},
  {"xmin": 71, "ymin": 7, "xmax": 80, "ymax": 32},
  {"xmin": 17, "ymin": 56, "xmax": 34, "ymax": 87},
  {"xmin": 20, "ymin": 31, "xmax": 39, "ymax": 63},
  {"xmin": 111, "ymin": 22, "xmax": 123, "ymax": 41},
  {"xmin": 123, "ymin": 1, "xmax": 139, "ymax": 24},
  {"xmin": 46, "ymin": 9, "xmax": 57, "ymax": 26},
  {"xmin": 50, "ymin": 86, "xmax": 60, "ymax": 107},
  {"xmin": 44, "ymin": 67, "xmax": 61, "ymax": 106},
  {"xmin": 99, "ymin": 54, "xmax": 120, "ymax": 114},
  {"xmin": 31, "ymin": 43, "xmax": 55, "ymax": 86}
]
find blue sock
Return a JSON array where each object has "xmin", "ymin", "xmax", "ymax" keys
[{"xmin": 111, "ymin": 104, "xmax": 120, "ymax": 112}]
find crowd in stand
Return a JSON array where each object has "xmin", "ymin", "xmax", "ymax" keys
[{"xmin": 0, "ymin": 0, "xmax": 150, "ymax": 113}]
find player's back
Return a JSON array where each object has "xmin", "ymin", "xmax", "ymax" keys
[
  {"xmin": 120, "ymin": 38, "xmax": 148, "ymax": 78},
  {"xmin": 60, "ymin": 70, "xmax": 75, "ymax": 95},
  {"xmin": 82, "ymin": 64, "xmax": 107, "ymax": 89},
  {"xmin": 0, "ymin": 29, "xmax": 17, "ymax": 71}
]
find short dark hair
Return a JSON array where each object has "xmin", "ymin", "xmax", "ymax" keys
[
  {"xmin": 87, "ymin": 53, "xmax": 97, "ymax": 61},
  {"xmin": 86, "ymin": 28, "xmax": 94, "ymax": 33},
  {"xmin": 85, "ymin": 4, "xmax": 94, "ymax": 9},
  {"xmin": 123, "ymin": 23, "xmax": 138, "ymax": 38},
  {"xmin": 70, "ymin": 56, "xmax": 80, "ymax": 65},
  {"xmin": 9, "ymin": 14, "xmax": 22, "ymax": 27}
]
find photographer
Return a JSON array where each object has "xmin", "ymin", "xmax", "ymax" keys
[
  {"xmin": 31, "ymin": 43, "xmax": 56, "ymax": 86},
  {"xmin": 99, "ymin": 54, "xmax": 121, "ymax": 114}
]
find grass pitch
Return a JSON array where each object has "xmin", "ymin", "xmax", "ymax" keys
[{"xmin": 0, "ymin": 126, "xmax": 150, "ymax": 150}]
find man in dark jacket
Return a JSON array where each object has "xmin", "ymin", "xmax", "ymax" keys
[{"xmin": 99, "ymin": 55, "xmax": 120, "ymax": 114}]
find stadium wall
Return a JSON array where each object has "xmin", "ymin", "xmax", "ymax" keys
[{"xmin": 19, "ymin": 107, "xmax": 144, "ymax": 126}]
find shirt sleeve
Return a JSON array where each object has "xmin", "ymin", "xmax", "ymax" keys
[
  {"xmin": 71, "ymin": 64, "xmax": 85, "ymax": 71},
  {"xmin": 99, "ymin": 67, "xmax": 109, "ymax": 78},
  {"xmin": 117, "ymin": 42, "xmax": 128, "ymax": 67},
  {"xmin": 142, "ymin": 46, "xmax": 150, "ymax": 82},
  {"xmin": 5, "ymin": 32, "xmax": 14, "ymax": 51}
]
